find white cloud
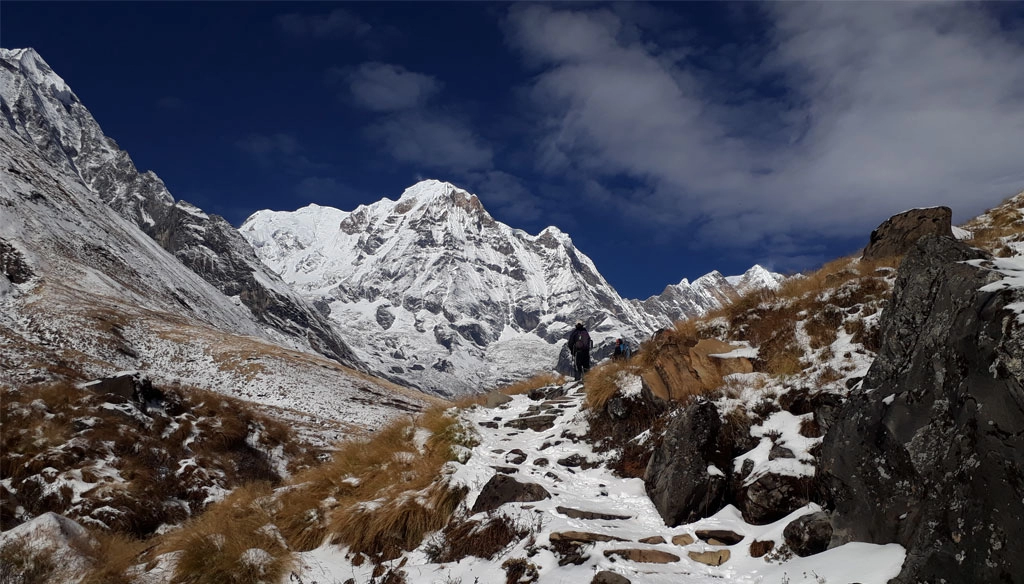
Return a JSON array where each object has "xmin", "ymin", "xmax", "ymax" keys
[
  {"xmin": 366, "ymin": 111, "xmax": 493, "ymax": 173},
  {"xmin": 504, "ymin": 3, "xmax": 1024, "ymax": 256},
  {"xmin": 345, "ymin": 63, "xmax": 442, "ymax": 112}
]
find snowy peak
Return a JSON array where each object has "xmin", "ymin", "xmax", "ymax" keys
[
  {"xmin": 636, "ymin": 264, "xmax": 784, "ymax": 327},
  {"xmin": 726, "ymin": 264, "xmax": 786, "ymax": 295}
]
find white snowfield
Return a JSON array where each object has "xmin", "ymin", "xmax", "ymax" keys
[{"xmin": 291, "ymin": 381, "xmax": 906, "ymax": 584}]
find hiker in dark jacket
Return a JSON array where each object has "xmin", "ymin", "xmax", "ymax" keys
[{"xmin": 567, "ymin": 321, "xmax": 593, "ymax": 380}]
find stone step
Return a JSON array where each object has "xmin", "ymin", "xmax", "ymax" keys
[
  {"xmin": 603, "ymin": 549, "xmax": 680, "ymax": 564},
  {"xmin": 504, "ymin": 415, "xmax": 559, "ymax": 431},
  {"xmin": 556, "ymin": 506, "xmax": 631, "ymax": 521},
  {"xmin": 688, "ymin": 549, "xmax": 731, "ymax": 566},
  {"xmin": 550, "ymin": 531, "xmax": 628, "ymax": 544}
]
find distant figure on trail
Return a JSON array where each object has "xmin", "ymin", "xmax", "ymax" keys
[
  {"xmin": 613, "ymin": 338, "xmax": 631, "ymax": 360},
  {"xmin": 567, "ymin": 321, "xmax": 593, "ymax": 381}
]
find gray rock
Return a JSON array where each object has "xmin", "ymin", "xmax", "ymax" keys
[
  {"xmin": 694, "ymin": 529, "xmax": 744, "ymax": 545},
  {"xmin": 783, "ymin": 512, "xmax": 832, "ymax": 557},
  {"xmin": 555, "ymin": 506, "xmax": 631, "ymax": 521},
  {"xmin": 470, "ymin": 474, "xmax": 550, "ymax": 514},
  {"xmin": 821, "ymin": 235, "xmax": 1024, "ymax": 583},
  {"xmin": 738, "ymin": 472, "xmax": 814, "ymax": 525},
  {"xmin": 591, "ymin": 571, "xmax": 631, "ymax": 584},
  {"xmin": 644, "ymin": 399, "xmax": 728, "ymax": 526},
  {"xmin": 862, "ymin": 207, "xmax": 953, "ymax": 261}
]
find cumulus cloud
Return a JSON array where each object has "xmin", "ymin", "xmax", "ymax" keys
[
  {"xmin": 344, "ymin": 62, "xmax": 443, "ymax": 112},
  {"xmin": 504, "ymin": 3, "xmax": 1024, "ymax": 255},
  {"xmin": 465, "ymin": 170, "xmax": 546, "ymax": 222}
]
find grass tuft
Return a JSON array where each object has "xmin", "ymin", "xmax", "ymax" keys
[{"xmin": 160, "ymin": 483, "xmax": 292, "ymax": 584}]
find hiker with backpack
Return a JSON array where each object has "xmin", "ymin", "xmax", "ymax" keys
[
  {"xmin": 567, "ymin": 321, "xmax": 593, "ymax": 381},
  {"xmin": 613, "ymin": 338, "xmax": 631, "ymax": 360}
]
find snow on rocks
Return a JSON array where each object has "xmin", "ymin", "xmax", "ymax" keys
[{"xmin": 288, "ymin": 381, "xmax": 906, "ymax": 584}]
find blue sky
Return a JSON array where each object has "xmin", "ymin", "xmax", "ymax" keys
[{"xmin": 4, "ymin": 2, "xmax": 1024, "ymax": 299}]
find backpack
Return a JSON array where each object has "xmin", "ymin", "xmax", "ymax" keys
[{"xmin": 574, "ymin": 329, "xmax": 591, "ymax": 351}]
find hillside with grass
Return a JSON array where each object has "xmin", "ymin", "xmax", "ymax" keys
[{"xmin": 4, "ymin": 193, "xmax": 1022, "ymax": 583}]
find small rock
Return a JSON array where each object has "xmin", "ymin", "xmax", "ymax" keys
[
  {"xmin": 694, "ymin": 529, "xmax": 744, "ymax": 545},
  {"xmin": 505, "ymin": 415, "xmax": 558, "ymax": 432},
  {"xmin": 557, "ymin": 454, "xmax": 596, "ymax": 469},
  {"xmin": 592, "ymin": 571, "xmax": 631, "ymax": 584},
  {"xmin": 768, "ymin": 445, "xmax": 796, "ymax": 460},
  {"xmin": 550, "ymin": 531, "xmax": 627, "ymax": 543},
  {"xmin": 671, "ymin": 534, "xmax": 695, "ymax": 546},
  {"xmin": 533, "ymin": 458, "xmax": 549, "ymax": 467},
  {"xmin": 505, "ymin": 449, "xmax": 527, "ymax": 465},
  {"xmin": 749, "ymin": 540, "xmax": 775, "ymax": 558},
  {"xmin": 639, "ymin": 536, "xmax": 666, "ymax": 544},
  {"xmin": 556, "ymin": 506, "xmax": 631, "ymax": 521},
  {"xmin": 688, "ymin": 549, "xmax": 731, "ymax": 566},
  {"xmin": 604, "ymin": 549, "xmax": 680, "ymax": 564}
]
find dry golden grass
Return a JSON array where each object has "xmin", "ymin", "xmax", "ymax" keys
[
  {"xmin": 0, "ymin": 534, "xmax": 61, "ymax": 584},
  {"xmin": 583, "ymin": 359, "xmax": 637, "ymax": 411},
  {"xmin": 274, "ymin": 406, "xmax": 475, "ymax": 561},
  {"xmin": 160, "ymin": 483, "xmax": 292, "ymax": 584},
  {"xmin": 79, "ymin": 530, "xmax": 150, "ymax": 584},
  {"xmin": 628, "ymin": 252, "xmax": 898, "ymax": 387},
  {"xmin": 1, "ymin": 378, "xmax": 316, "ymax": 538},
  {"xmin": 498, "ymin": 373, "xmax": 565, "ymax": 396},
  {"xmin": 963, "ymin": 192, "xmax": 1024, "ymax": 256}
]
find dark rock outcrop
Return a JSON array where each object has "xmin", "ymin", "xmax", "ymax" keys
[
  {"xmin": 862, "ymin": 206, "xmax": 952, "ymax": 260},
  {"xmin": 735, "ymin": 471, "xmax": 815, "ymax": 526},
  {"xmin": 470, "ymin": 474, "xmax": 550, "ymax": 514},
  {"xmin": 820, "ymin": 235, "xmax": 1024, "ymax": 583},
  {"xmin": 644, "ymin": 399, "xmax": 728, "ymax": 525}
]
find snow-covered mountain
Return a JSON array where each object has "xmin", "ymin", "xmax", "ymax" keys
[
  {"xmin": 0, "ymin": 48, "xmax": 361, "ymax": 368},
  {"xmin": 636, "ymin": 265, "xmax": 784, "ymax": 325},
  {"xmin": 241, "ymin": 181, "xmax": 784, "ymax": 395}
]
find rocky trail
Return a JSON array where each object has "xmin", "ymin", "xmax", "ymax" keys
[{"xmin": 291, "ymin": 381, "xmax": 905, "ymax": 584}]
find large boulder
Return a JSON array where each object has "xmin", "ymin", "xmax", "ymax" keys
[
  {"xmin": 820, "ymin": 235, "xmax": 1024, "ymax": 583},
  {"xmin": 641, "ymin": 338, "xmax": 753, "ymax": 402},
  {"xmin": 783, "ymin": 511, "xmax": 832, "ymax": 557},
  {"xmin": 644, "ymin": 400, "xmax": 728, "ymax": 525},
  {"xmin": 470, "ymin": 474, "xmax": 550, "ymax": 514},
  {"xmin": 861, "ymin": 206, "xmax": 952, "ymax": 261}
]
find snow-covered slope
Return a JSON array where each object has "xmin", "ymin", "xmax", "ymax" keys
[
  {"xmin": 0, "ymin": 47, "xmax": 361, "ymax": 368},
  {"xmin": 241, "ymin": 181, "xmax": 784, "ymax": 395}
]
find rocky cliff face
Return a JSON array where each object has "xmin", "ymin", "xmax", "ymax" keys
[
  {"xmin": 0, "ymin": 48, "xmax": 361, "ymax": 368},
  {"xmin": 820, "ymin": 235, "xmax": 1024, "ymax": 582}
]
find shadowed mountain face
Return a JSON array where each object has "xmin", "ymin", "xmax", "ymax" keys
[{"xmin": 0, "ymin": 48, "xmax": 362, "ymax": 369}]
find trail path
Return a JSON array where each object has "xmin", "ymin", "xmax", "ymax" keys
[{"xmin": 294, "ymin": 381, "xmax": 904, "ymax": 584}]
